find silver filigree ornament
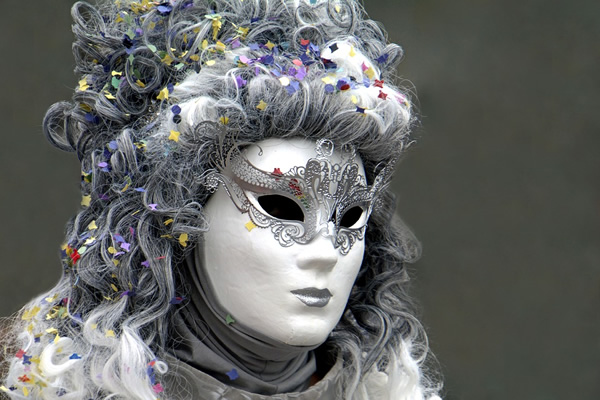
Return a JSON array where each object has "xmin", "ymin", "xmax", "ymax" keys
[{"xmin": 204, "ymin": 136, "xmax": 393, "ymax": 255}]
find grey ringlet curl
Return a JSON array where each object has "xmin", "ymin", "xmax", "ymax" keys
[{"xmin": 1, "ymin": 0, "xmax": 441, "ymax": 399}]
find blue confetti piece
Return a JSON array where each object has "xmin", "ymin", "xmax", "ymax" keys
[
  {"xmin": 170, "ymin": 296, "xmax": 185, "ymax": 305},
  {"xmin": 157, "ymin": 5, "xmax": 173, "ymax": 15},
  {"xmin": 171, "ymin": 105, "xmax": 181, "ymax": 115},
  {"xmin": 108, "ymin": 141, "xmax": 118, "ymax": 150},
  {"xmin": 376, "ymin": 53, "xmax": 390, "ymax": 64},
  {"xmin": 226, "ymin": 368, "xmax": 239, "ymax": 381},
  {"xmin": 324, "ymin": 84, "xmax": 335, "ymax": 93},
  {"xmin": 69, "ymin": 353, "xmax": 82, "ymax": 360},
  {"xmin": 167, "ymin": 83, "xmax": 174, "ymax": 93}
]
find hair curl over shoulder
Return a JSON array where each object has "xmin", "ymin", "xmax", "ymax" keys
[{"xmin": 1, "ymin": 1, "xmax": 441, "ymax": 399}]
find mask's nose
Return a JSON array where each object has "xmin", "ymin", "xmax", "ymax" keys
[{"xmin": 296, "ymin": 232, "xmax": 339, "ymax": 270}]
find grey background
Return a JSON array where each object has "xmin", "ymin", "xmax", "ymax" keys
[{"xmin": 0, "ymin": 1, "xmax": 598, "ymax": 399}]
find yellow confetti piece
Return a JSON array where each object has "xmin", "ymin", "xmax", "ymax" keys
[
  {"xmin": 335, "ymin": 5, "xmax": 341, "ymax": 12},
  {"xmin": 111, "ymin": 70, "xmax": 122, "ymax": 76},
  {"xmin": 104, "ymin": 91, "xmax": 116, "ymax": 100},
  {"xmin": 245, "ymin": 221, "xmax": 257, "ymax": 231},
  {"xmin": 22, "ymin": 306, "xmax": 41, "ymax": 320},
  {"xmin": 0, "ymin": 386, "xmax": 9, "ymax": 392},
  {"xmin": 54, "ymin": 334, "xmax": 60, "ymax": 343},
  {"xmin": 256, "ymin": 100, "xmax": 268, "ymax": 111},
  {"xmin": 46, "ymin": 328, "xmax": 58, "ymax": 334},
  {"xmin": 279, "ymin": 76, "xmax": 290, "ymax": 86},
  {"xmin": 136, "ymin": 79, "xmax": 146, "ymax": 88},
  {"xmin": 78, "ymin": 78, "xmax": 89, "ymax": 91},
  {"xmin": 265, "ymin": 41, "xmax": 275, "ymax": 50},
  {"xmin": 189, "ymin": 54, "xmax": 200, "ymax": 62},
  {"xmin": 179, "ymin": 233, "xmax": 189, "ymax": 247},
  {"xmin": 215, "ymin": 41, "xmax": 226, "ymax": 52},
  {"xmin": 84, "ymin": 236, "xmax": 96, "ymax": 245},
  {"xmin": 321, "ymin": 75, "xmax": 335, "ymax": 85},
  {"xmin": 105, "ymin": 330, "xmax": 115, "ymax": 338},
  {"xmin": 202, "ymin": 39, "xmax": 208, "ymax": 49},
  {"xmin": 364, "ymin": 67, "xmax": 375, "ymax": 79},
  {"xmin": 91, "ymin": 323, "xmax": 98, "ymax": 330},
  {"xmin": 22, "ymin": 386, "xmax": 29, "ymax": 397},
  {"xmin": 160, "ymin": 234, "xmax": 173, "ymax": 239},
  {"xmin": 161, "ymin": 53, "xmax": 174, "ymax": 66},
  {"xmin": 88, "ymin": 220, "xmax": 98, "ymax": 230},
  {"xmin": 349, "ymin": 46, "xmax": 356, "ymax": 57},
  {"xmin": 80, "ymin": 103, "xmax": 92, "ymax": 112},
  {"xmin": 81, "ymin": 195, "xmax": 91, "ymax": 207},
  {"xmin": 219, "ymin": 116, "xmax": 229, "ymax": 125},
  {"xmin": 148, "ymin": 21, "xmax": 156, "ymax": 31},
  {"xmin": 205, "ymin": 60, "xmax": 216, "ymax": 66},
  {"xmin": 210, "ymin": 15, "xmax": 222, "ymax": 39},
  {"xmin": 164, "ymin": 218, "xmax": 174, "ymax": 226},
  {"xmin": 113, "ymin": 259, "xmax": 120, "ymax": 267},
  {"xmin": 157, "ymin": 87, "xmax": 169, "ymax": 101},
  {"xmin": 237, "ymin": 26, "xmax": 249, "ymax": 38},
  {"xmin": 351, "ymin": 95, "xmax": 358, "ymax": 104},
  {"xmin": 111, "ymin": 284, "xmax": 118, "ymax": 292},
  {"xmin": 168, "ymin": 130, "xmax": 180, "ymax": 142},
  {"xmin": 108, "ymin": 246, "xmax": 117, "ymax": 254}
]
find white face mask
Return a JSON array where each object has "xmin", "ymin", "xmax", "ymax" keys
[{"xmin": 201, "ymin": 138, "xmax": 373, "ymax": 346}]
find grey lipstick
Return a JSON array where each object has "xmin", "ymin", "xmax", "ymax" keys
[{"xmin": 291, "ymin": 288, "xmax": 332, "ymax": 307}]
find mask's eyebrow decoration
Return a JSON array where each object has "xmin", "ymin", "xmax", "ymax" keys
[{"xmin": 204, "ymin": 136, "xmax": 394, "ymax": 254}]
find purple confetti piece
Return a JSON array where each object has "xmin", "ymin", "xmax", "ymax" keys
[
  {"xmin": 363, "ymin": 77, "xmax": 371, "ymax": 88},
  {"xmin": 324, "ymin": 84, "xmax": 335, "ymax": 93},
  {"xmin": 99, "ymin": 193, "xmax": 110, "ymax": 201},
  {"xmin": 148, "ymin": 203, "xmax": 158, "ymax": 210},
  {"xmin": 271, "ymin": 69, "xmax": 281, "ymax": 77},
  {"xmin": 114, "ymin": 251, "xmax": 125, "ymax": 257},
  {"xmin": 108, "ymin": 141, "xmax": 118, "ymax": 150},
  {"xmin": 231, "ymin": 38, "xmax": 241, "ymax": 49},
  {"xmin": 239, "ymin": 55, "xmax": 251, "ymax": 65},
  {"xmin": 235, "ymin": 75, "xmax": 247, "ymax": 88},
  {"xmin": 120, "ymin": 290, "xmax": 135, "ymax": 298},
  {"xmin": 134, "ymin": 187, "xmax": 146, "ymax": 192},
  {"xmin": 120, "ymin": 242, "xmax": 131, "ymax": 252},
  {"xmin": 249, "ymin": 43, "xmax": 260, "ymax": 51},
  {"xmin": 98, "ymin": 162, "xmax": 108, "ymax": 168},
  {"xmin": 135, "ymin": 28, "xmax": 144, "ymax": 36},
  {"xmin": 114, "ymin": 234, "xmax": 125, "ymax": 243},
  {"xmin": 295, "ymin": 66, "xmax": 307, "ymax": 80},
  {"xmin": 141, "ymin": 260, "xmax": 150, "ymax": 268},
  {"xmin": 254, "ymin": 67, "xmax": 260, "ymax": 76},
  {"xmin": 251, "ymin": 17, "xmax": 260, "ymax": 23},
  {"xmin": 226, "ymin": 369, "xmax": 239, "ymax": 381},
  {"xmin": 167, "ymin": 83, "xmax": 174, "ymax": 93},
  {"xmin": 171, "ymin": 105, "xmax": 181, "ymax": 115}
]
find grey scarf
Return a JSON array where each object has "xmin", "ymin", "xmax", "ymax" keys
[{"xmin": 168, "ymin": 247, "xmax": 319, "ymax": 395}]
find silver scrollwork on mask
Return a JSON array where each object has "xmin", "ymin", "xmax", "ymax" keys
[{"xmin": 204, "ymin": 135, "xmax": 393, "ymax": 255}]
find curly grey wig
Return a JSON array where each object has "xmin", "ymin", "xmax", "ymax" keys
[{"xmin": 0, "ymin": 0, "xmax": 441, "ymax": 399}]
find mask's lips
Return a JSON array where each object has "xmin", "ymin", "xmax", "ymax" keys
[{"xmin": 290, "ymin": 288, "xmax": 333, "ymax": 307}]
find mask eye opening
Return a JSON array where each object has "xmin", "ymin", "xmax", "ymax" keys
[
  {"xmin": 257, "ymin": 194, "xmax": 305, "ymax": 222},
  {"xmin": 335, "ymin": 206, "xmax": 365, "ymax": 228}
]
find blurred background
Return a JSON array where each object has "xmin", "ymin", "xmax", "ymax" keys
[{"xmin": 0, "ymin": 1, "xmax": 598, "ymax": 399}]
